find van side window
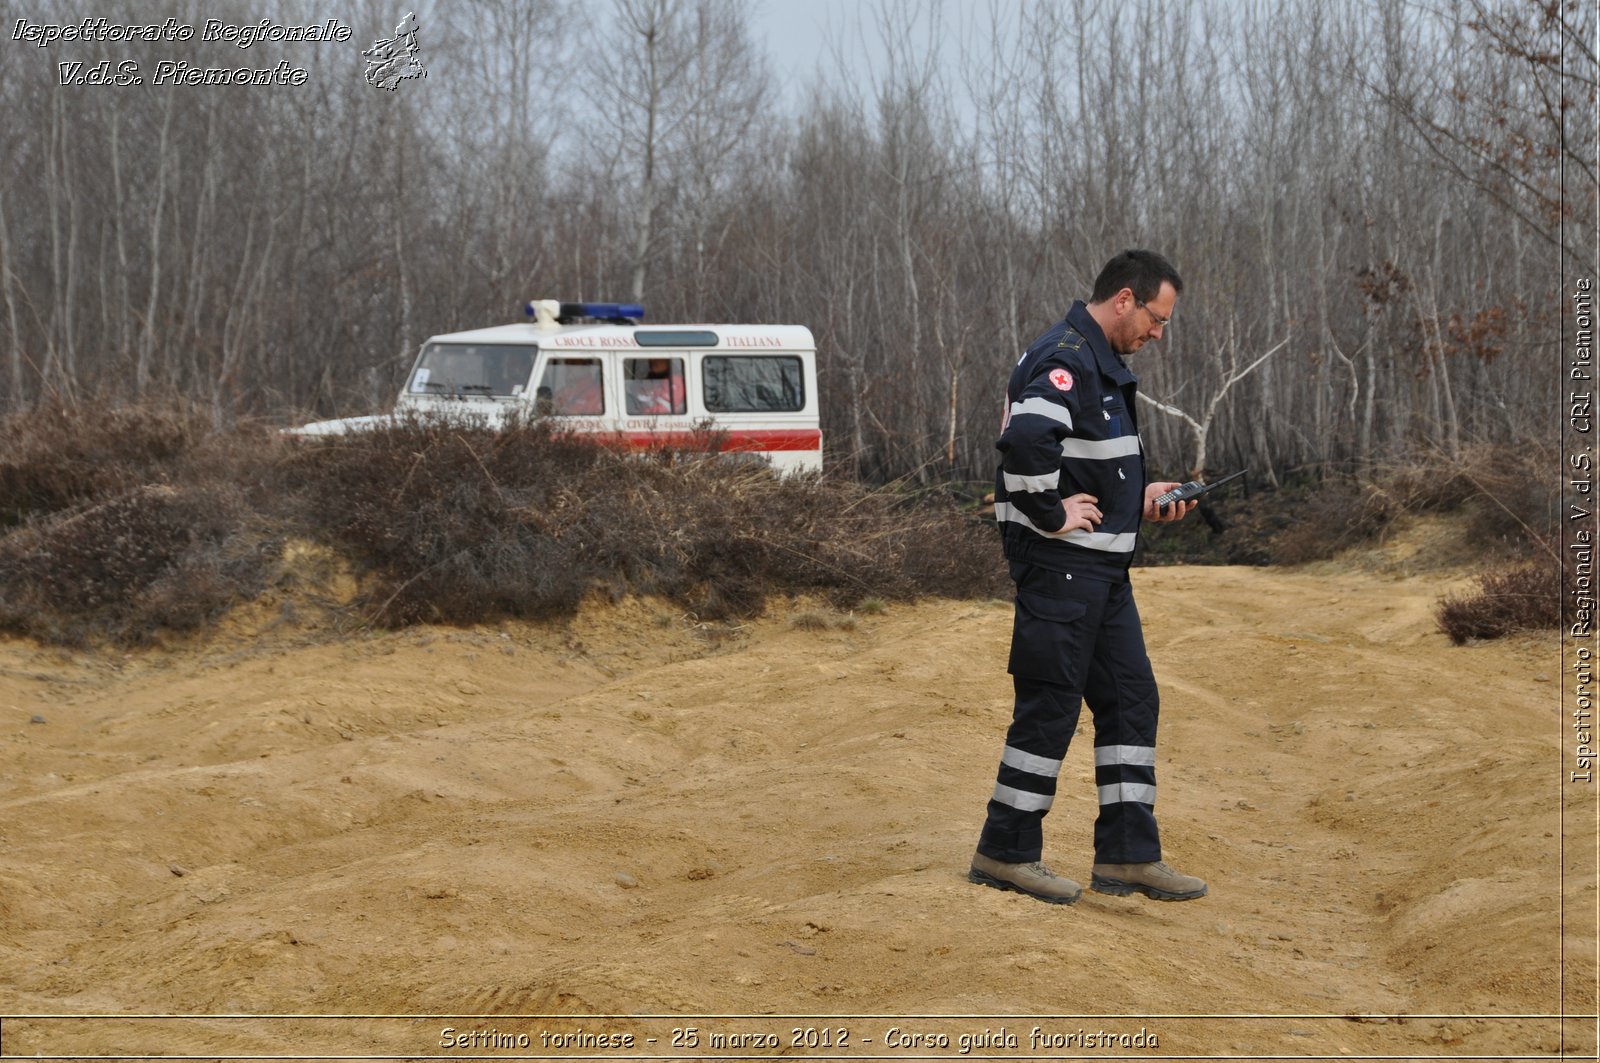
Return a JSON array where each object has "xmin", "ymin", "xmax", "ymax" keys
[
  {"xmin": 624, "ymin": 356, "xmax": 687, "ymax": 415},
  {"xmin": 536, "ymin": 358, "xmax": 605, "ymax": 415},
  {"xmin": 703, "ymin": 356, "xmax": 803, "ymax": 413}
]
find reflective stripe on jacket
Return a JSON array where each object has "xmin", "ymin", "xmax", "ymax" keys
[{"xmin": 994, "ymin": 300, "xmax": 1146, "ymax": 580}]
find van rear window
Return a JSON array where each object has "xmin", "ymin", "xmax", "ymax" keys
[{"xmin": 702, "ymin": 356, "xmax": 804, "ymax": 413}]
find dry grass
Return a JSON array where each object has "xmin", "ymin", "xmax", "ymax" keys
[
  {"xmin": 1269, "ymin": 444, "xmax": 1558, "ymax": 566},
  {"xmin": 0, "ymin": 404, "xmax": 1008, "ymax": 646},
  {"xmin": 1267, "ymin": 447, "xmax": 1561, "ymax": 643},
  {"xmin": 0, "ymin": 402, "xmax": 1559, "ymax": 647}
]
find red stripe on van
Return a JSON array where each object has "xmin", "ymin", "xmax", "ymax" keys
[{"xmin": 612, "ymin": 429, "xmax": 823, "ymax": 453}]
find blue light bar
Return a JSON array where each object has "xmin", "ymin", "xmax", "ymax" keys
[{"xmin": 561, "ymin": 301, "xmax": 645, "ymax": 322}]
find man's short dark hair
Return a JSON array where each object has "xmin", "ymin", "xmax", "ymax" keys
[{"xmin": 1090, "ymin": 250, "xmax": 1184, "ymax": 304}]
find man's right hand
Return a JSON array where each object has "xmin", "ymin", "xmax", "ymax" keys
[{"xmin": 1057, "ymin": 493, "xmax": 1102, "ymax": 534}]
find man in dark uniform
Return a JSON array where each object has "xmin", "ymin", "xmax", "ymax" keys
[{"xmin": 970, "ymin": 249, "xmax": 1206, "ymax": 905}]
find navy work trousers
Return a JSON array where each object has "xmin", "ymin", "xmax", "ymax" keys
[{"xmin": 977, "ymin": 561, "xmax": 1163, "ymax": 865}]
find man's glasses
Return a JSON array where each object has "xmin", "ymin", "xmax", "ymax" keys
[{"xmin": 1135, "ymin": 299, "xmax": 1171, "ymax": 330}]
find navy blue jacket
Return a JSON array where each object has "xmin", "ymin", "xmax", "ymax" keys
[{"xmin": 994, "ymin": 301, "xmax": 1147, "ymax": 580}]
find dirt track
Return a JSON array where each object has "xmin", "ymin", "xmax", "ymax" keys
[{"xmin": 0, "ymin": 536, "xmax": 1592, "ymax": 1059}]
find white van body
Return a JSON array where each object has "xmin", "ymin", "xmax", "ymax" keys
[{"xmin": 289, "ymin": 302, "xmax": 823, "ymax": 474}]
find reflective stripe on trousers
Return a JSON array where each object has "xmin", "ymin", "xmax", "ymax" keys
[{"xmin": 977, "ymin": 563, "xmax": 1162, "ymax": 865}]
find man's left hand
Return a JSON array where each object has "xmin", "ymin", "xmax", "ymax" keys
[{"xmin": 1144, "ymin": 482, "xmax": 1196, "ymax": 523}]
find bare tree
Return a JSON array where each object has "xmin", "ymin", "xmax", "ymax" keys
[
  {"xmin": 583, "ymin": 0, "xmax": 769, "ymax": 304},
  {"xmin": 1138, "ymin": 332, "xmax": 1289, "ymax": 478},
  {"xmin": 1365, "ymin": 0, "xmax": 1597, "ymax": 264},
  {"xmin": 0, "ymin": 0, "xmax": 1570, "ymax": 487}
]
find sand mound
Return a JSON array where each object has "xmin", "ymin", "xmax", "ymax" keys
[{"xmin": 0, "ymin": 563, "xmax": 1589, "ymax": 1058}]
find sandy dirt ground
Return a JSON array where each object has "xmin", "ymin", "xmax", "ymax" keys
[{"xmin": 0, "ymin": 525, "xmax": 1593, "ymax": 1060}]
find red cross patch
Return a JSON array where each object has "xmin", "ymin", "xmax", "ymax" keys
[{"xmin": 1048, "ymin": 368, "xmax": 1073, "ymax": 392}]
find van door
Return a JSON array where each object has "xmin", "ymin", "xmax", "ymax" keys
[
  {"xmin": 621, "ymin": 354, "xmax": 689, "ymax": 418},
  {"xmin": 532, "ymin": 354, "xmax": 608, "ymax": 418}
]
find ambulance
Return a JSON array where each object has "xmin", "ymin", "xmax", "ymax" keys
[{"xmin": 288, "ymin": 300, "xmax": 823, "ymax": 474}]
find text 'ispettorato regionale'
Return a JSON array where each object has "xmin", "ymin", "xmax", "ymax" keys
[{"xmin": 12, "ymin": 18, "xmax": 351, "ymax": 87}]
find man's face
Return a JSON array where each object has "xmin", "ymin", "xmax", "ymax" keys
[{"xmin": 1107, "ymin": 281, "xmax": 1177, "ymax": 356}]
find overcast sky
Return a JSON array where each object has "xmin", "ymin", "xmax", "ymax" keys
[
  {"xmin": 753, "ymin": 0, "xmax": 856, "ymax": 95},
  {"xmin": 750, "ymin": 0, "xmax": 992, "ymax": 117}
]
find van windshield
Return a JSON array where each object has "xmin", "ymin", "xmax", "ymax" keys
[{"xmin": 408, "ymin": 344, "xmax": 537, "ymax": 398}]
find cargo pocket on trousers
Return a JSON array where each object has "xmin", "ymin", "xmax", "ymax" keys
[{"xmin": 1008, "ymin": 590, "xmax": 1090, "ymax": 688}]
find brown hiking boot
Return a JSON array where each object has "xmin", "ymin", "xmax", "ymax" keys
[
  {"xmin": 1090, "ymin": 860, "xmax": 1208, "ymax": 901},
  {"xmin": 969, "ymin": 851, "xmax": 1083, "ymax": 905}
]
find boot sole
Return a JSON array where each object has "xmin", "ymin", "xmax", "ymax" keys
[
  {"xmin": 1089, "ymin": 873, "xmax": 1207, "ymax": 901},
  {"xmin": 968, "ymin": 867, "xmax": 1081, "ymax": 905}
]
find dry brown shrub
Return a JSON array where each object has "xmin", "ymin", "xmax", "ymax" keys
[
  {"xmin": 0, "ymin": 482, "xmax": 271, "ymax": 645},
  {"xmin": 1269, "ymin": 444, "xmax": 1558, "ymax": 566},
  {"xmin": 1436, "ymin": 555, "xmax": 1560, "ymax": 643},
  {"xmin": 277, "ymin": 415, "xmax": 1007, "ymax": 627},
  {"xmin": 0, "ymin": 401, "xmax": 217, "ymax": 522},
  {"xmin": 0, "ymin": 400, "xmax": 1561, "ymax": 647}
]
